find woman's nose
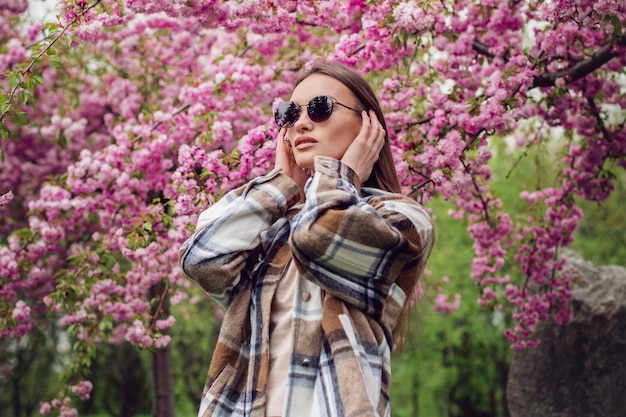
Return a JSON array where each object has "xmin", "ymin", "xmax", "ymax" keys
[{"xmin": 293, "ymin": 110, "xmax": 313, "ymax": 132}]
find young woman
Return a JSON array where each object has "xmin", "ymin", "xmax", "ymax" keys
[{"xmin": 179, "ymin": 62, "xmax": 433, "ymax": 417}]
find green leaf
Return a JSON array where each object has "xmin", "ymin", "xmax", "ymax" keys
[
  {"xmin": 0, "ymin": 95, "xmax": 9, "ymax": 113},
  {"xmin": 20, "ymin": 91, "xmax": 29, "ymax": 106},
  {"xmin": 9, "ymin": 110, "xmax": 27, "ymax": 126},
  {"xmin": 7, "ymin": 74, "xmax": 20, "ymax": 89},
  {"xmin": 58, "ymin": 130, "xmax": 67, "ymax": 148},
  {"xmin": 27, "ymin": 77, "xmax": 36, "ymax": 96},
  {"xmin": 42, "ymin": 22, "xmax": 57, "ymax": 31},
  {"xmin": 49, "ymin": 55, "xmax": 62, "ymax": 68},
  {"xmin": 14, "ymin": 228, "xmax": 34, "ymax": 241},
  {"xmin": 163, "ymin": 216, "xmax": 173, "ymax": 229},
  {"xmin": 611, "ymin": 15, "xmax": 622, "ymax": 37}
]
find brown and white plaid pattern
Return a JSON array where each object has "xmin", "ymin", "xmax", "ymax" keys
[{"xmin": 180, "ymin": 156, "xmax": 432, "ymax": 417}]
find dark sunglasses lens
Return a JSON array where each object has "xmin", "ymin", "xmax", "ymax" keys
[
  {"xmin": 308, "ymin": 96, "xmax": 334, "ymax": 123},
  {"xmin": 275, "ymin": 101, "xmax": 300, "ymax": 127}
]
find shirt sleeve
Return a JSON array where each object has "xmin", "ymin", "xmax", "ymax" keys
[
  {"xmin": 179, "ymin": 169, "xmax": 301, "ymax": 306},
  {"xmin": 289, "ymin": 156, "xmax": 433, "ymax": 318}
]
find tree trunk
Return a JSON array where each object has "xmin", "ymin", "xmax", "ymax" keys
[
  {"xmin": 150, "ymin": 281, "xmax": 175, "ymax": 417},
  {"xmin": 152, "ymin": 345, "xmax": 175, "ymax": 417},
  {"xmin": 12, "ymin": 348, "xmax": 22, "ymax": 417}
]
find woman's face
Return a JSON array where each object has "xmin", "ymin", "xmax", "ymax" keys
[{"xmin": 285, "ymin": 74, "xmax": 363, "ymax": 169}]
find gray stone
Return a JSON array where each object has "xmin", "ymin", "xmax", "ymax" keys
[{"xmin": 507, "ymin": 249, "xmax": 626, "ymax": 417}]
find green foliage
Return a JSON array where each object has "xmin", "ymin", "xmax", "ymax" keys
[
  {"xmin": 391, "ymin": 136, "xmax": 624, "ymax": 417},
  {"xmin": 0, "ymin": 326, "xmax": 66, "ymax": 417},
  {"xmin": 489, "ymin": 135, "xmax": 626, "ymax": 268},
  {"xmin": 2, "ymin": 147, "xmax": 622, "ymax": 417},
  {"xmin": 79, "ymin": 343, "xmax": 152, "ymax": 417},
  {"xmin": 169, "ymin": 287, "xmax": 222, "ymax": 414},
  {"xmin": 391, "ymin": 196, "xmax": 511, "ymax": 417},
  {"xmin": 570, "ymin": 174, "xmax": 626, "ymax": 266}
]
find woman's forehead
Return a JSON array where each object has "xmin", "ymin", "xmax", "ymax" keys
[{"xmin": 290, "ymin": 74, "xmax": 354, "ymax": 103}]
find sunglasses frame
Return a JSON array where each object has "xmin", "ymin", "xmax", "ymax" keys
[{"xmin": 274, "ymin": 95, "xmax": 361, "ymax": 128}]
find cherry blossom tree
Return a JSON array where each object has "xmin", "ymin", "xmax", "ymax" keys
[{"xmin": 1, "ymin": 0, "xmax": 624, "ymax": 414}]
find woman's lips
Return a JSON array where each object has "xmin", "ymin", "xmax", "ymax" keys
[{"xmin": 294, "ymin": 137, "xmax": 318, "ymax": 150}]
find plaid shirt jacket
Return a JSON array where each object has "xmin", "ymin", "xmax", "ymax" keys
[{"xmin": 180, "ymin": 156, "xmax": 432, "ymax": 417}]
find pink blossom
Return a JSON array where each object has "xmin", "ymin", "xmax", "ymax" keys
[
  {"xmin": 154, "ymin": 335, "xmax": 172, "ymax": 349},
  {"xmin": 155, "ymin": 315, "xmax": 175, "ymax": 330},
  {"xmin": 211, "ymin": 120, "xmax": 233, "ymax": 144},
  {"xmin": 39, "ymin": 402, "xmax": 51, "ymax": 415},
  {"xmin": 392, "ymin": 1, "xmax": 435, "ymax": 34},
  {"xmin": 0, "ymin": 362, "xmax": 12, "ymax": 379},
  {"xmin": 0, "ymin": 190, "xmax": 13, "ymax": 207},
  {"xmin": 12, "ymin": 300, "xmax": 30, "ymax": 321},
  {"xmin": 70, "ymin": 380, "xmax": 93, "ymax": 400},
  {"xmin": 58, "ymin": 408, "xmax": 78, "ymax": 417},
  {"xmin": 432, "ymin": 293, "xmax": 461, "ymax": 313},
  {"xmin": 0, "ymin": 0, "xmax": 620, "ymax": 395},
  {"xmin": 125, "ymin": 320, "xmax": 153, "ymax": 348}
]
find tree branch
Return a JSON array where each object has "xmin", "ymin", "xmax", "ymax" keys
[
  {"xmin": 149, "ymin": 104, "xmax": 190, "ymax": 133},
  {"xmin": 471, "ymin": 34, "xmax": 625, "ymax": 88},
  {"xmin": 472, "ymin": 39, "xmax": 495, "ymax": 59},
  {"xmin": 532, "ymin": 34, "xmax": 626, "ymax": 88},
  {"xmin": 0, "ymin": 0, "xmax": 104, "ymax": 125},
  {"xmin": 459, "ymin": 156, "xmax": 491, "ymax": 224},
  {"xmin": 393, "ymin": 115, "xmax": 435, "ymax": 133},
  {"xmin": 586, "ymin": 96, "xmax": 612, "ymax": 142}
]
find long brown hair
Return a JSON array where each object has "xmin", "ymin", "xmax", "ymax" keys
[
  {"xmin": 294, "ymin": 62, "xmax": 433, "ymax": 347},
  {"xmin": 294, "ymin": 62, "xmax": 402, "ymax": 193}
]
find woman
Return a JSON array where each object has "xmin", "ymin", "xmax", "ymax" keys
[{"xmin": 179, "ymin": 62, "xmax": 433, "ymax": 417}]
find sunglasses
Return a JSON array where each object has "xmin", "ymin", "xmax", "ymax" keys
[{"xmin": 274, "ymin": 95, "xmax": 361, "ymax": 128}]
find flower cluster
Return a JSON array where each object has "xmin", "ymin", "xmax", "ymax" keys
[
  {"xmin": 39, "ymin": 397, "xmax": 77, "ymax": 417},
  {"xmin": 0, "ymin": 0, "xmax": 624, "ymax": 411}
]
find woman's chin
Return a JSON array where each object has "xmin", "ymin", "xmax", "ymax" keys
[{"xmin": 295, "ymin": 157, "xmax": 314, "ymax": 170}]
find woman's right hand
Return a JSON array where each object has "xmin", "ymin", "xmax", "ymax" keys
[{"xmin": 274, "ymin": 128, "xmax": 310, "ymax": 196}]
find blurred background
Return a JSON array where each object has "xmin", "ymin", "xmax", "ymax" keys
[{"xmin": 2, "ymin": 143, "xmax": 623, "ymax": 417}]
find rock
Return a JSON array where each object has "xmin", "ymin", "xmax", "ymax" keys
[{"xmin": 507, "ymin": 249, "xmax": 626, "ymax": 417}]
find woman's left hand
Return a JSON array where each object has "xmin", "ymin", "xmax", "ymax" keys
[{"xmin": 340, "ymin": 109, "xmax": 385, "ymax": 183}]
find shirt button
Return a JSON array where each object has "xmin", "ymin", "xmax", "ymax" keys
[
  {"xmin": 302, "ymin": 358, "xmax": 311, "ymax": 366},
  {"xmin": 301, "ymin": 291, "xmax": 311, "ymax": 301}
]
